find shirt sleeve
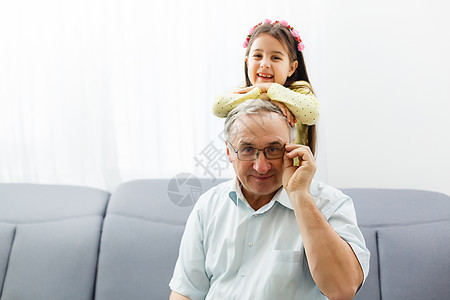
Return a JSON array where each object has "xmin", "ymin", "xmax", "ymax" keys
[
  {"xmin": 169, "ymin": 204, "xmax": 210, "ymax": 300},
  {"xmin": 267, "ymin": 82, "xmax": 320, "ymax": 125},
  {"xmin": 323, "ymin": 196, "xmax": 371, "ymax": 285},
  {"xmin": 212, "ymin": 87, "xmax": 262, "ymax": 118}
]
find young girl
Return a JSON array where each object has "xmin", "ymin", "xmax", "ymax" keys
[{"xmin": 213, "ymin": 19, "xmax": 319, "ymax": 154}]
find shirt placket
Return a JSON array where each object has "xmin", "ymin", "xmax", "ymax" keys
[{"xmin": 236, "ymin": 211, "xmax": 261, "ymax": 282}]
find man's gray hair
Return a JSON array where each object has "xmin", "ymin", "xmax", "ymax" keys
[{"xmin": 224, "ymin": 99, "xmax": 296, "ymax": 141}]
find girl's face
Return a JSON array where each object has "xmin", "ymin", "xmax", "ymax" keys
[{"xmin": 246, "ymin": 33, "xmax": 298, "ymax": 86}]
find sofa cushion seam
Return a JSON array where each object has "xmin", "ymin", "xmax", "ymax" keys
[
  {"xmin": 104, "ymin": 212, "xmax": 187, "ymax": 226},
  {"xmin": 360, "ymin": 218, "xmax": 450, "ymax": 229},
  {"xmin": 0, "ymin": 214, "xmax": 105, "ymax": 225},
  {"xmin": 0, "ymin": 226, "xmax": 16, "ymax": 298}
]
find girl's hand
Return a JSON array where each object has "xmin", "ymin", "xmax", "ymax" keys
[
  {"xmin": 235, "ymin": 86, "xmax": 254, "ymax": 94},
  {"xmin": 235, "ymin": 84, "xmax": 296, "ymax": 126},
  {"xmin": 235, "ymin": 83, "xmax": 273, "ymax": 94},
  {"xmin": 253, "ymin": 83, "xmax": 272, "ymax": 93},
  {"xmin": 270, "ymin": 101, "xmax": 296, "ymax": 127}
]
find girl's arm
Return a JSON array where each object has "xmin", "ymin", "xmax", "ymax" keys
[
  {"xmin": 267, "ymin": 81, "xmax": 320, "ymax": 125},
  {"xmin": 212, "ymin": 87, "xmax": 262, "ymax": 118},
  {"xmin": 213, "ymin": 85, "xmax": 296, "ymax": 126}
]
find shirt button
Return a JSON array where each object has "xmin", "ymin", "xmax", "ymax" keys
[
  {"xmin": 248, "ymin": 242, "xmax": 253, "ymax": 247},
  {"xmin": 241, "ymin": 272, "xmax": 246, "ymax": 277}
]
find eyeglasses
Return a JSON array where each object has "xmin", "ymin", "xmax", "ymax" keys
[{"xmin": 227, "ymin": 141, "xmax": 285, "ymax": 161}]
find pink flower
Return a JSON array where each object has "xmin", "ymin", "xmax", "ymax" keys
[
  {"xmin": 249, "ymin": 26, "xmax": 255, "ymax": 35},
  {"xmin": 291, "ymin": 29, "xmax": 300, "ymax": 39},
  {"xmin": 243, "ymin": 40, "xmax": 249, "ymax": 48},
  {"xmin": 280, "ymin": 20, "xmax": 289, "ymax": 27},
  {"xmin": 264, "ymin": 19, "xmax": 272, "ymax": 24},
  {"xmin": 298, "ymin": 42, "xmax": 305, "ymax": 52}
]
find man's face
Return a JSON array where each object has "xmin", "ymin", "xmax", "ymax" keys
[{"xmin": 227, "ymin": 112, "xmax": 291, "ymax": 202}]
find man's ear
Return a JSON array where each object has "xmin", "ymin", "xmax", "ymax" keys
[{"xmin": 226, "ymin": 141, "xmax": 233, "ymax": 163}]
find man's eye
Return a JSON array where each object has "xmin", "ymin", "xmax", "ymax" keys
[
  {"xmin": 242, "ymin": 147, "xmax": 255, "ymax": 153},
  {"xmin": 267, "ymin": 147, "xmax": 283, "ymax": 153}
]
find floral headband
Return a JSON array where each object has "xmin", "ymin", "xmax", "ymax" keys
[{"xmin": 243, "ymin": 19, "xmax": 305, "ymax": 52}]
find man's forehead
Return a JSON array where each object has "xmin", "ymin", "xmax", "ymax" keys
[
  {"xmin": 238, "ymin": 111, "xmax": 282, "ymax": 124},
  {"xmin": 229, "ymin": 113, "xmax": 290, "ymax": 146},
  {"xmin": 234, "ymin": 113, "xmax": 285, "ymax": 131}
]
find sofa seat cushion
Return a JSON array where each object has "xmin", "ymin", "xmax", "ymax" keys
[
  {"xmin": 1, "ymin": 217, "xmax": 104, "ymax": 299},
  {"xmin": 0, "ymin": 183, "xmax": 109, "ymax": 300},
  {"xmin": 96, "ymin": 215, "xmax": 185, "ymax": 299},
  {"xmin": 377, "ymin": 221, "xmax": 450, "ymax": 300}
]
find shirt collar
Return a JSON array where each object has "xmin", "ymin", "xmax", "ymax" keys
[
  {"xmin": 228, "ymin": 177, "xmax": 294, "ymax": 211},
  {"xmin": 228, "ymin": 177, "xmax": 244, "ymax": 206}
]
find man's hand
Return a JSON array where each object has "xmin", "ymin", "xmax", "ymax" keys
[{"xmin": 282, "ymin": 143, "xmax": 316, "ymax": 194}]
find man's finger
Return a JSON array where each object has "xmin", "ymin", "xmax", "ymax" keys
[{"xmin": 285, "ymin": 144, "xmax": 314, "ymax": 164}]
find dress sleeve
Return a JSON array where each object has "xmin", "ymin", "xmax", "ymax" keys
[
  {"xmin": 212, "ymin": 87, "xmax": 262, "ymax": 118},
  {"xmin": 267, "ymin": 82, "xmax": 320, "ymax": 125},
  {"xmin": 169, "ymin": 205, "xmax": 210, "ymax": 300}
]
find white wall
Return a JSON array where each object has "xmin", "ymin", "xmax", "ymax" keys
[
  {"xmin": 1, "ymin": 0, "xmax": 448, "ymax": 195},
  {"xmin": 316, "ymin": 0, "xmax": 450, "ymax": 194}
]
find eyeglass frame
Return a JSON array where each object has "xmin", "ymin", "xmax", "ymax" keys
[{"xmin": 227, "ymin": 141, "xmax": 286, "ymax": 161}]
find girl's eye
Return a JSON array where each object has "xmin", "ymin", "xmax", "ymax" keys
[
  {"xmin": 273, "ymin": 56, "xmax": 281, "ymax": 60},
  {"xmin": 253, "ymin": 54, "xmax": 262, "ymax": 58}
]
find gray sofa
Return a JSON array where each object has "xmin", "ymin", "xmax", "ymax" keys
[{"xmin": 1, "ymin": 178, "xmax": 449, "ymax": 300}]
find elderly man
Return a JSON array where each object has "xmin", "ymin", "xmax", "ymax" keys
[{"xmin": 169, "ymin": 99, "xmax": 369, "ymax": 300}]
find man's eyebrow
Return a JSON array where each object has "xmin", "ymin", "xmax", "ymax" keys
[
  {"xmin": 238, "ymin": 141, "xmax": 284, "ymax": 147},
  {"xmin": 267, "ymin": 141, "xmax": 284, "ymax": 146},
  {"xmin": 239, "ymin": 141, "xmax": 254, "ymax": 147}
]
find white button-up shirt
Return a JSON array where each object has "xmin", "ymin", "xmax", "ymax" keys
[{"xmin": 169, "ymin": 178, "xmax": 370, "ymax": 300}]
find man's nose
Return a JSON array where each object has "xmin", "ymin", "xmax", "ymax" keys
[{"xmin": 253, "ymin": 152, "xmax": 271, "ymax": 174}]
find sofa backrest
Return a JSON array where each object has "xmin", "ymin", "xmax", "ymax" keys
[
  {"xmin": 95, "ymin": 177, "xmax": 226, "ymax": 300},
  {"xmin": 344, "ymin": 188, "xmax": 450, "ymax": 300},
  {"xmin": 0, "ymin": 183, "xmax": 109, "ymax": 300}
]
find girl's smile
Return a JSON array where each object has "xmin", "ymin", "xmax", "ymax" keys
[{"xmin": 257, "ymin": 72, "xmax": 274, "ymax": 80}]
